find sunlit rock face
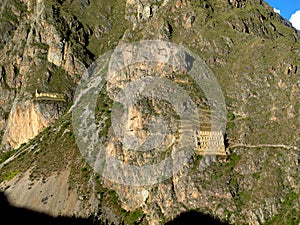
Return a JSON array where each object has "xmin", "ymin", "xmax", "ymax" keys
[{"xmin": 2, "ymin": 100, "xmax": 49, "ymax": 149}]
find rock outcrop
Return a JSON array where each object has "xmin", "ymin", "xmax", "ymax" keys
[{"xmin": 1, "ymin": 99, "xmax": 49, "ymax": 149}]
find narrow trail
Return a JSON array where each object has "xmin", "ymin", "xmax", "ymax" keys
[
  {"xmin": 0, "ymin": 146, "xmax": 31, "ymax": 170},
  {"xmin": 229, "ymin": 143, "xmax": 300, "ymax": 151}
]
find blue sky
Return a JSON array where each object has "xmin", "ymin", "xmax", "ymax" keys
[
  {"xmin": 264, "ymin": 0, "xmax": 300, "ymax": 30},
  {"xmin": 265, "ymin": 0, "xmax": 300, "ymax": 19}
]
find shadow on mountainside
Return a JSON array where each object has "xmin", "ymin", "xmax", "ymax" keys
[
  {"xmin": 0, "ymin": 192, "xmax": 99, "ymax": 225},
  {"xmin": 0, "ymin": 191, "xmax": 231, "ymax": 225},
  {"xmin": 165, "ymin": 210, "xmax": 230, "ymax": 225}
]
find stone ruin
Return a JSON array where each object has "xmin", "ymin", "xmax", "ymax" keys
[
  {"xmin": 34, "ymin": 89, "xmax": 66, "ymax": 102},
  {"xmin": 194, "ymin": 130, "xmax": 227, "ymax": 156}
]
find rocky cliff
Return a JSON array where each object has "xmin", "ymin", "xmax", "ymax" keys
[{"xmin": 0, "ymin": 0, "xmax": 299, "ymax": 224}]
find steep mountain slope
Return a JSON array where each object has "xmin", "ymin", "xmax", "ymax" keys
[{"xmin": 0, "ymin": 0, "xmax": 299, "ymax": 224}]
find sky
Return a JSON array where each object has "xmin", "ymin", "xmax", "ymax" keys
[{"xmin": 265, "ymin": 0, "xmax": 300, "ymax": 30}]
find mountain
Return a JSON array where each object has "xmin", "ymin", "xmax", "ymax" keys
[{"xmin": 0, "ymin": 0, "xmax": 299, "ymax": 224}]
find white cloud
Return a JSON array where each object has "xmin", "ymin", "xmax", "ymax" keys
[
  {"xmin": 273, "ymin": 8, "xmax": 280, "ymax": 14},
  {"xmin": 290, "ymin": 10, "xmax": 300, "ymax": 30}
]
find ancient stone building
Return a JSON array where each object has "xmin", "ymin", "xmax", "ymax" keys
[
  {"xmin": 194, "ymin": 130, "xmax": 226, "ymax": 155},
  {"xmin": 35, "ymin": 89, "xmax": 66, "ymax": 101}
]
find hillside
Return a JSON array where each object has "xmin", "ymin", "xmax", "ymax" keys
[{"xmin": 0, "ymin": 0, "xmax": 299, "ymax": 224}]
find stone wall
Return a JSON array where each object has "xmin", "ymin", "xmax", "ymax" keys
[
  {"xmin": 194, "ymin": 130, "xmax": 226, "ymax": 155},
  {"xmin": 35, "ymin": 90, "xmax": 65, "ymax": 101}
]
